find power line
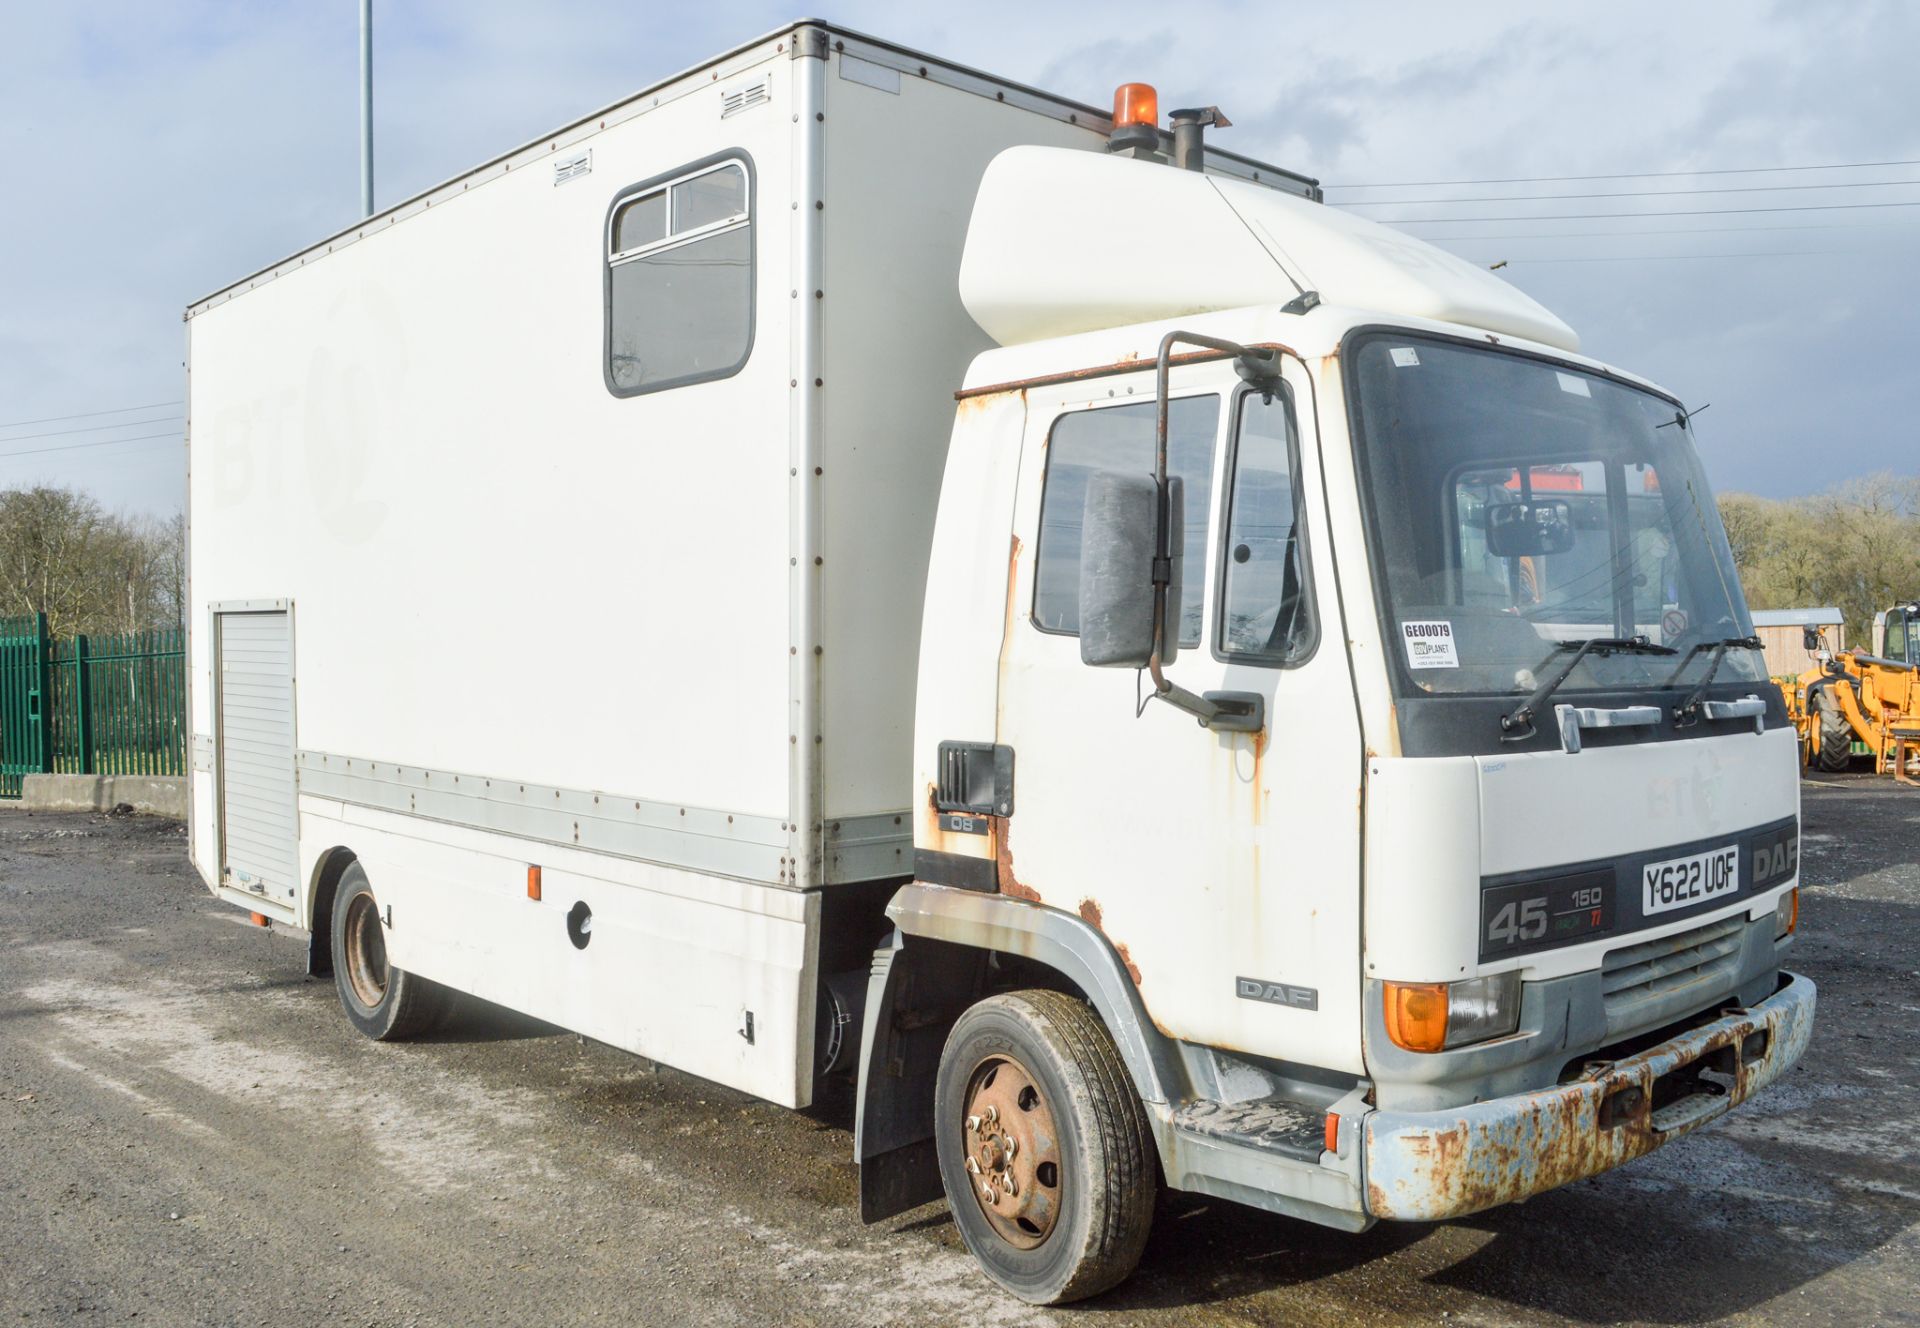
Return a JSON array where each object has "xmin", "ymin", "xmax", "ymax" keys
[
  {"xmin": 1461, "ymin": 251, "xmax": 1836, "ymax": 265},
  {"xmin": 0, "ymin": 430, "xmax": 182, "ymax": 462},
  {"xmin": 1408, "ymin": 220, "xmax": 1920, "ymax": 240},
  {"xmin": 0, "ymin": 400, "xmax": 182, "ymax": 431},
  {"xmin": 0, "ymin": 414, "xmax": 183, "ymax": 444},
  {"xmin": 1344, "ymin": 178, "xmax": 1920, "ymax": 207},
  {"xmin": 1328, "ymin": 158, "xmax": 1920, "ymax": 189},
  {"xmin": 1382, "ymin": 199, "xmax": 1920, "ymax": 224}
]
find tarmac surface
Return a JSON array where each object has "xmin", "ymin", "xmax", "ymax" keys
[{"xmin": 2, "ymin": 772, "xmax": 1916, "ymax": 1326}]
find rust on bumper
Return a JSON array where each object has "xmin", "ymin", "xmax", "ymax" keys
[{"xmin": 1364, "ymin": 971, "xmax": 1816, "ymax": 1221}]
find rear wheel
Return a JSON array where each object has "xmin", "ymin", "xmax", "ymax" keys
[
  {"xmin": 330, "ymin": 863, "xmax": 452, "ymax": 1040},
  {"xmin": 935, "ymin": 990, "xmax": 1157, "ymax": 1305},
  {"xmin": 1813, "ymin": 690, "xmax": 1852, "ymax": 772}
]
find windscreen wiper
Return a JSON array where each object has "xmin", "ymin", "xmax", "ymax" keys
[
  {"xmin": 1665, "ymin": 635, "xmax": 1765, "ymax": 726},
  {"xmin": 1501, "ymin": 636, "xmax": 1677, "ymax": 741}
]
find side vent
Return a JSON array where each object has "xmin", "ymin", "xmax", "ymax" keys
[
  {"xmin": 935, "ymin": 742, "xmax": 1015, "ymax": 817},
  {"xmin": 721, "ymin": 76, "xmax": 771, "ymax": 119}
]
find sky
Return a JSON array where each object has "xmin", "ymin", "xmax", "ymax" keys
[{"xmin": 1, "ymin": 0, "xmax": 1915, "ymax": 516}]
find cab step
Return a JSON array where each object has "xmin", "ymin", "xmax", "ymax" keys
[{"xmin": 1172, "ymin": 1096, "xmax": 1326, "ymax": 1161}]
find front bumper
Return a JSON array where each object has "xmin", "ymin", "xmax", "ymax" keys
[{"xmin": 1363, "ymin": 970, "xmax": 1815, "ymax": 1221}]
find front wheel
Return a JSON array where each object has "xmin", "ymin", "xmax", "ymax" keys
[
  {"xmin": 1813, "ymin": 690, "xmax": 1852, "ymax": 772},
  {"xmin": 330, "ymin": 863, "xmax": 453, "ymax": 1040},
  {"xmin": 935, "ymin": 990, "xmax": 1157, "ymax": 1305}
]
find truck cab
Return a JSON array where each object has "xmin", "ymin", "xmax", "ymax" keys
[{"xmin": 857, "ymin": 138, "xmax": 1812, "ymax": 1302}]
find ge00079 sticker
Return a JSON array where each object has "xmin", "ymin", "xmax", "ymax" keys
[{"xmin": 1401, "ymin": 619, "xmax": 1459, "ymax": 669}]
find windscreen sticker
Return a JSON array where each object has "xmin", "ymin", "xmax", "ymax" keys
[
  {"xmin": 1555, "ymin": 371, "xmax": 1592, "ymax": 397},
  {"xmin": 1401, "ymin": 619, "xmax": 1460, "ymax": 669},
  {"xmin": 1390, "ymin": 347, "xmax": 1421, "ymax": 367}
]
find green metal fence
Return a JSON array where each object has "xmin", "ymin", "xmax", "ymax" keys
[
  {"xmin": 0, "ymin": 615, "xmax": 185, "ymax": 798},
  {"xmin": 0, "ymin": 614, "xmax": 52, "ymax": 799}
]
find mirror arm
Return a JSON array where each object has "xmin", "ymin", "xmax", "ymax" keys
[
  {"xmin": 1147, "ymin": 329, "xmax": 1283, "ymax": 671},
  {"xmin": 1145, "ymin": 657, "xmax": 1266, "ymax": 733}
]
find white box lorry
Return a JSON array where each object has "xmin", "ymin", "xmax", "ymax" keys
[{"xmin": 185, "ymin": 20, "xmax": 1814, "ymax": 1304}]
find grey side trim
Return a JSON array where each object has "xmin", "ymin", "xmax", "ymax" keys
[
  {"xmin": 826, "ymin": 810, "xmax": 912, "ymax": 883},
  {"xmin": 297, "ymin": 750, "xmax": 790, "ymax": 883},
  {"xmin": 883, "ymin": 882, "xmax": 1182, "ymax": 1104},
  {"xmin": 294, "ymin": 750, "xmax": 908, "ymax": 887}
]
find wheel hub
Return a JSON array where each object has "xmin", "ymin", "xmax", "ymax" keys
[
  {"xmin": 342, "ymin": 893, "xmax": 389, "ymax": 1009},
  {"xmin": 961, "ymin": 1054, "xmax": 1062, "ymax": 1249}
]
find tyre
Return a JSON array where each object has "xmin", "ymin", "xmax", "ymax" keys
[
  {"xmin": 330, "ymin": 862, "xmax": 453, "ymax": 1040},
  {"xmin": 1813, "ymin": 690, "xmax": 1852, "ymax": 772},
  {"xmin": 935, "ymin": 990, "xmax": 1157, "ymax": 1305}
]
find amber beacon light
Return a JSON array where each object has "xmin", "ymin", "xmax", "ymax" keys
[
  {"xmin": 1112, "ymin": 82, "xmax": 1159, "ymax": 128},
  {"xmin": 1107, "ymin": 82, "xmax": 1161, "ymax": 154}
]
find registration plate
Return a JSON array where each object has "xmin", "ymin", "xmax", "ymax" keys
[{"xmin": 1642, "ymin": 845, "xmax": 1739, "ymax": 915}]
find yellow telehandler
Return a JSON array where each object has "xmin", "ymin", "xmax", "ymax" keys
[{"xmin": 1780, "ymin": 601, "xmax": 1920, "ymax": 779}]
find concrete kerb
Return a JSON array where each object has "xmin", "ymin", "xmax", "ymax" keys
[{"xmin": 15, "ymin": 774, "xmax": 187, "ymax": 820}]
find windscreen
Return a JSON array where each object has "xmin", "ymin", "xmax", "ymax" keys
[{"xmin": 1349, "ymin": 333, "xmax": 1762, "ymax": 697}]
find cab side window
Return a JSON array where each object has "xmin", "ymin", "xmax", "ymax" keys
[
  {"xmin": 1217, "ymin": 390, "xmax": 1316, "ymax": 664},
  {"xmin": 1032, "ymin": 395, "xmax": 1220, "ymax": 645}
]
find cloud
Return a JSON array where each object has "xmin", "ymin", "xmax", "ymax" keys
[{"xmin": 0, "ymin": 0, "xmax": 1912, "ymax": 514}]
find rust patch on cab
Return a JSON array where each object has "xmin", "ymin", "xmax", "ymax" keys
[
  {"xmin": 995, "ymin": 819, "xmax": 1040, "ymax": 903},
  {"xmin": 1075, "ymin": 898, "xmax": 1143, "ymax": 986}
]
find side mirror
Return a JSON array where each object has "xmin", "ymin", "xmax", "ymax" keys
[
  {"xmin": 1485, "ymin": 499, "xmax": 1575, "ymax": 558},
  {"xmin": 1079, "ymin": 472, "xmax": 1183, "ymax": 668},
  {"xmin": 1801, "ymin": 626, "xmax": 1822, "ymax": 652}
]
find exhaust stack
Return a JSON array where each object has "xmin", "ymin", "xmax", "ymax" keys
[{"xmin": 1168, "ymin": 106, "xmax": 1231, "ymax": 171}]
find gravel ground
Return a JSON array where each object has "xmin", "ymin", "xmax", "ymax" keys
[{"xmin": 2, "ymin": 773, "xmax": 1916, "ymax": 1326}]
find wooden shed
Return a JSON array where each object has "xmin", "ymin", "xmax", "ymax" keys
[{"xmin": 1751, "ymin": 608, "xmax": 1845, "ymax": 679}]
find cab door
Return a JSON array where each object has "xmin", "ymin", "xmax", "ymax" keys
[{"xmin": 993, "ymin": 359, "xmax": 1364, "ymax": 1074}]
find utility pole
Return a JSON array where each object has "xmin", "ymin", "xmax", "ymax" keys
[{"xmin": 359, "ymin": 0, "xmax": 374, "ymax": 217}]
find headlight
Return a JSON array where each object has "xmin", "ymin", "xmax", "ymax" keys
[
  {"xmin": 1383, "ymin": 972, "xmax": 1523, "ymax": 1053},
  {"xmin": 1775, "ymin": 887, "xmax": 1799, "ymax": 938}
]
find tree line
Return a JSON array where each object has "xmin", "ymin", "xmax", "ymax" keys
[
  {"xmin": 1718, "ymin": 472, "xmax": 1920, "ymax": 637},
  {"xmin": 2, "ymin": 471, "xmax": 1914, "ymax": 647},
  {"xmin": 0, "ymin": 485, "xmax": 184, "ymax": 638}
]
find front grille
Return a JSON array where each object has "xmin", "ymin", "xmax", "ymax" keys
[{"xmin": 1601, "ymin": 914, "xmax": 1746, "ymax": 1036}]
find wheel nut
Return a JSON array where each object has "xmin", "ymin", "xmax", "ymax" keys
[
  {"xmin": 965, "ymin": 1157, "xmax": 980, "ymax": 1175},
  {"xmin": 984, "ymin": 1105, "xmax": 999, "ymax": 1125},
  {"xmin": 966, "ymin": 1115, "xmax": 982, "ymax": 1133},
  {"xmin": 983, "ymin": 1185, "xmax": 997, "ymax": 1203}
]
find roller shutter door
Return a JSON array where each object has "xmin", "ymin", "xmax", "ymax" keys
[{"xmin": 217, "ymin": 611, "xmax": 296, "ymax": 902}]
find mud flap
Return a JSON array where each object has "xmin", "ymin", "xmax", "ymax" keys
[{"xmin": 854, "ymin": 930, "xmax": 984, "ymax": 1222}]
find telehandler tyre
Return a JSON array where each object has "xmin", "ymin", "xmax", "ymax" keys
[
  {"xmin": 331, "ymin": 863, "xmax": 454, "ymax": 1041},
  {"xmin": 935, "ymin": 989, "xmax": 1157, "ymax": 1305},
  {"xmin": 1813, "ymin": 690, "xmax": 1853, "ymax": 773}
]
